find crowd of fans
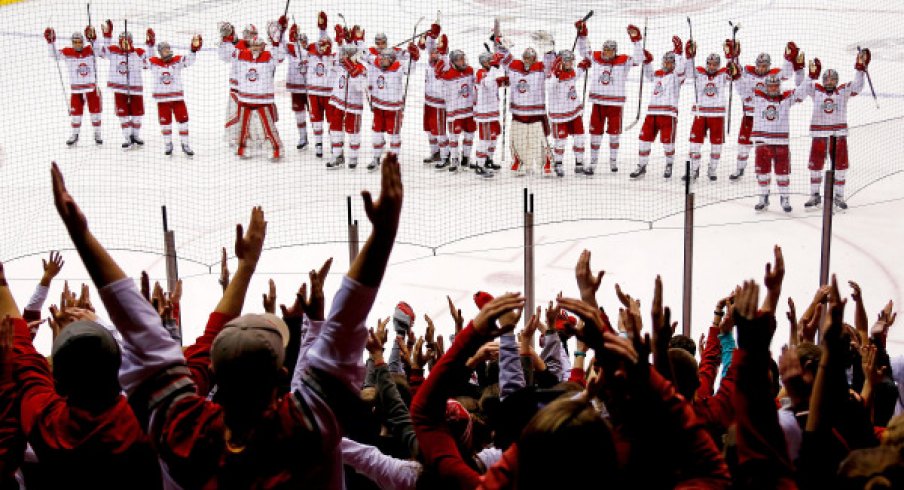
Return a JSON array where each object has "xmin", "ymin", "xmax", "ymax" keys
[{"xmin": 0, "ymin": 155, "xmax": 902, "ymax": 489}]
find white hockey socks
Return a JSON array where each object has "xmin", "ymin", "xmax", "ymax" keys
[
  {"xmin": 757, "ymin": 173, "xmax": 771, "ymax": 196},
  {"xmin": 573, "ymin": 134, "xmax": 585, "ymax": 164},
  {"xmin": 295, "ymin": 110, "xmax": 308, "ymax": 143},
  {"xmin": 689, "ymin": 142, "xmax": 703, "ymax": 172},
  {"xmin": 119, "ymin": 117, "xmax": 132, "ymax": 140},
  {"xmin": 372, "ymin": 132, "xmax": 386, "ymax": 160},
  {"xmin": 737, "ymin": 144, "xmax": 751, "ymax": 171},
  {"xmin": 476, "ymin": 138, "xmax": 490, "ymax": 165},
  {"xmin": 178, "ymin": 123, "xmax": 190, "ymax": 145},
  {"xmin": 312, "ymin": 121, "xmax": 324, "ymax": 145},
  {"xmin": 70, "ymin": 115, "xmax": 82, "ymax": 135},
  {"xmin": 834, "ymin": 170, "xmax": 847, "ymax": 199},
  {"xmin": 389, "ymin": 133, "xmax": 401, "ymax": 156},
  {"xmin": 664, "ymin": 143, "xmax": 675, "ymax": 165},
  {"xmin": 131, "ymin": 117, "xmax": 142, "ymax": 138},
  {"xmin": 608, "ymin": 134, "xmax": 620, "ymax": 163},
  {"xmin": 553, "ymin": 136, "xmax": 566, "ymax": 164},
  {"xmin": 462, "ymin": 132, "xmax": 474, "ymax": 160},
  {"xmin": 348, "ymin": 131, "xmax": 361, "ymax": 159},
  {"xmin": 710, "ymin": 144, "xmax": 722, "ymax": 168},
  {"xmin": 439, "ymin": 135, "xmax": 450, "ymax": 159},
  {"xmin": 330, "ymin": 130, "xmax": 343, "ymax": 158},
  {"xmin": 638, "ymin": 141, "xmax": 652, "ymax": 167},
  {"xmin": 590, "ymin": 134, "xmax": 602, "ymax": 163},
  {"xmin": 777, "ymin": 174, "xmax": 791, "ymax": 197},
  {"xmin": 161, "ymin": 124, "xmax": 173, "ymax": 144},
  {"xmin": 810, "ymin": 170, "xmax": 823, "ymax": 196}
]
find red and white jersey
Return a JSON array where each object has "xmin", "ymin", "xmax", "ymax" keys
[
  {"xmin": 286, "ymin": 43, "xmax": 309, "ymax": 93},
  {"xmin": 474, "ymin": 67, "xmax": 503, "ymax": 122},
  {"xmin": 147, "ymin": 52, "xmax": 196, "ymax": 102},
  {"xmin": 306, "ymin": 45, "xmax": 338, "ymax": 97},
  {"xmin": 642, "ymin": 58, "xmax": 686, "ymax": 117},
  {"xmin": 546, "ymin": 66, "xmax": 587, "ymax": 123},
  {"xmin": 329, "ymin": 63, "xmax": 368, "ymax": 114},
  {"xmin": 737, "ymin": 61, "xmax": 801, "ymax": 116},
  {"xmin": 748, "ymin": 86, "xmax": 807, "ymax": 144},
  {"xmin": 688, "ymin": 66, "xmax": 730, "ymax": 117},
  {"xmin": 234, "ymin": 48, "xmax": 284, "ymax": 105},
  {"xmin": 49, "ymin": 43, "xmax": 98, "ymax": 93},
  {"xmin": 501, "ymin": 49, "xmax": 555, "ymax": 117},
  {"xmin": 438, "ymin": 65, "xmax": 476, "ymax": 121},
  {"xmin": 422, "ymin": 36, "xmax": 448, "ymax": 108},
  {"xmin": 367, "ymin": 61, "xmax": 407, "ymax": 111},
  {"xmin": 363, "ymin": 46, "xmax": 409, "ymax": 67},
  {"xmin": 799, "ymin": 71, "xmax": 864, "ymax": 137},
  {"xmin": 218, "ymin": 39, "xmax": 252, "ymax": 90},
  {"xmin": 96, "ymin": 37, "xmax": 148, "ymax": 94},
  {"xmin": 577, "ymin": 37, "xmax": 642, "ymax": 107}
]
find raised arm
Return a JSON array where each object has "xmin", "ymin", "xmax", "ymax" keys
[{"xmin": 22, "ymin": 251, "xmax": 64, "ymax": 322}]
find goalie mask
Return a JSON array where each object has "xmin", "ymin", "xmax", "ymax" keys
[
  {"xmin": 478, "ymin": 51, "xmax": 493, "ymax": 69},
  {"xmin": 379, "ymin": 48, "xmax": 396, "ymax": 68},
  {"xmin": 822, "ymin": 68, "xmax": 839, "ymax": 91},
  {"xmin": 375, "ymin": 32, "xmax": 388, "ymax": 49},
  {"xmin": 243, "ymin": 24, "xmax": 258, "ymax": 42},
  {"xmin": 157, "ymin": 41, "xmax": 173, "ymax": 61},
  {"xmin": 706, "ymin": 53, "xmax": 721, "ymax": 74},
  {"xmin": 450, "ymin": 49, "xmax": 466, "ymax": 70},
  {"xmin": 764, "ymin": 74, "xmax": 781, "ymax": 95},
  {"xmin": 755, "ymin": 52, "xmax": 771, "ymax": 75},
  {"xmin": 602, "ymin": 40, "xmax": 617, "ymax": 60}
]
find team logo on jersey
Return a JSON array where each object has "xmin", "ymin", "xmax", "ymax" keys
[
  {"xmin": 377, "ymin": 75, "xmax": 386, "ymax": 89},
  {"xmin": 704, "ymin": 82, "xmax": 716, "ymax": 97},
  {"xmin": 568, "ymin": 86, "xmax": 577, "ymax": 100},
  {"xmin": 247, "ymin": 68, "xmax": 259, "ymax": 82},
  {"xmin": 161, "ymin": 72, "xmax": 174, "ymax": 85},
  {"xmin": 459, "ymin": 83, "xmax": 471, "ymax": 98},
  {"xmin": 315, "ymin": 63, "xmax": 326, "ymax": 76},
  {"xmin": 763, "ymin": 104, "xmax": 778, "ymax": 121},
  {"xmin": 755, "ymin": 82, "xmax": 765, "ymax": 91},
  {"xmin": 117, "ymin": 61, "xmax": 128, "ymax": 75},
  {"xmin": 297, "ymin": 63, "xmax": 306, "ymax": 75},
  {"xmin": 517, "ymin": 79, "xmax": 529, "ymax": 94},
  {"xmin": 822, "ymin": 98, "xmax": 836, "ymax": 114},
  {"xmin": 78, "ymin": 63, "xmax": 89, "ymax": 77},
  {"xmin": 653, "ymin": 81, "xmax": 663, "ymax": 96},
  {"xmin": 599, "ymin": 70, "xmax": 612, "ymax": 85},
  {"xmin": 339, "ymin": 75, "xmax": 346, "ymax": 89}
]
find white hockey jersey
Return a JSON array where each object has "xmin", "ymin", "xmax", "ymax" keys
[
  {"xmin": 422, "ymin": 36, "xmax": 448, "ymax": 109},
  {"xmin": 688, "ymin": 66, "xmax": 730, "ymax": 117},
  {"xmin": 49, "ymin": 43, "xmax": 98, "ymax": 93},
  {"xmin": 306, "ymin": 45, "xmax": 338, "ymax": 97},
  {"xmin": 234, "ymin": 48, "xmax": 284, "ymax": 105},
  {"xmin": 576, "ymin": 37, "xmax": 642, "ymax": 107},
  {"xmin": 737, "ymin": 61, "xmax": 801, "ymax": 116},
  {"xmin": 147, "ymin": 52, "xmax": 196, "ymax": 102},
  {"xmin": 547, "ymin": 66, "xmax": 587, "ymax": 123},
  {"xmin": 96, "ymin": 36, "xmax": 148, "ymax": 94},
  {"xmin": 218, "ymin": 39, "xmax": 251, "ymax": 91},
  {"xmin": 642, "ymin": 57, "xmax": 686, "ymax": 117},
  {"xmin": 330, "ymin": 62, "xmax": 368, "ymax": 114},
  {"xmin": 474, "ymin": 67, "xmax": 503, "ymax": 122},
  {"xmin": 367, "ymin": 61, "xmax": 407, "ymax": 111},
  {"xmin": 285, "ymin": 43, "xmax": 309, "ymax": 93},
  {"xmin": 364, "ymin": 46, "xmax": 410, "ymax": 67},
  {"xmin": 501, "ymin": 49, "xmax": 555, "ymax": 118},
  {"xmin": 747, "ymin": 86, "xmax": 808, "ymax": 145},
  {"xmin": 438, "ymin": 65, "xmax": 476, "ymax": 121},
  {"xmin": 799, "ymin": 70, "xmax": 864, "ymax": 137}
]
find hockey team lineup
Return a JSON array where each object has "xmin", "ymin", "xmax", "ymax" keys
[{"xmin": 44, "ymin": 4, "xmax": 880, "ymax": 214}]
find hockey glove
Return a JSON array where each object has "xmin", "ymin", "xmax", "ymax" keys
[
  {"xmin": 289, "ymin": 24, "xmax": 298, "ymax": 43},
  {"xmin": 727, "ymin": 61, "xmax": 741, "ymax": 80},
  {"xmin": 352, "ymin": 25, "xmax": 365, "ymax": 42},
  {"xmin": 407, "ymin": 42, "xmax": 420, "ymax": 61},
  {"xmin": 101, "ymin": 19, "xmax": 113, "ymax": 38},
  {"xmin": 146, "ymin": 28, "xmax": 155, "ymax": 46},
  {"xmin": 808, "ymin": 58, "xmax": 821, "ymax": 79},
  {"xmin": 429, "ymin": 23, "xmax": 441, "ymax": 39},
  {"xmin": 794, "ymin": 51, "xmax": 805, "ymax": 71},
  {"xmin": 191, "ymin": 34, "xmax": 203, "ymax": 52},
  {"xmin": 575, "ymin": 20, "xmax": 588, "ymax": 37},
  {"xmin": 496, "ymin": 76, "xmax": 509, "ymax": 87},
  {"xmin": 784, "ymin": 41, "xmax": 799, "ymax": 62},
  {"xmin": 627, "ymin": 24, "xmax": 642, "ymax": 42},
  {"xmin": 417, "ymin": 34, "xmax": 427, "ymax": 50},
  {"xmin": 578, "ymin": 58, "xmax": 592, "ymax": 70},
  {"xmin": 672, "ymin": 36, "xmax": 683, "ymax": 55},
  {"xmin": 723, "ymin": 39, "xmax": 739, "ymax": 59},
  {"xmin": 685, "ymin": 39, "xmax": 696, "ymax": 59},
  {"xmin": 317, "ymin": 12, "xmax": 328, "ymax": 31},
  {"xmin": 85, "ymin": 25, "xmax": 97, "ymax": 41},
  {"xmin": 856, "ymin": 48, "xmax": 871, "ymax": 71},
  {"xmin": 44, "ymin": 27, "xmax": 55, "ymax": 43},
  {"xmin": 334, "ymin": 24, "xmax": 345, "ymax": 45},
  {"xmin": 278, "ymin": 15, "xmax": 288, "ymax": 30},
  {"xmin": 643, "ymin": 49, "xmax": 653, "ymax": 64},
  {"xmin": 218, "ymin": 22, "xmax": 234, "ymax": 39}
]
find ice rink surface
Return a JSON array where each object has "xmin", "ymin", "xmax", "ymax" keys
[{"xmin": 0, "ymin": 0, "xmax": 902, "ymax": 356}]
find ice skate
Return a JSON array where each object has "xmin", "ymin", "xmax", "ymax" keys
[
  {"xmin": 729, "ymin": 167, "xmax": 744, "ymax": 180},
  {"xmin": 780, "ymin": 196, "xmax": 792, "ymax": 213},
  {"xmin": 707, "ymin": 162, "xmax": 718, "ymax": 181},
  {"xmin": 584, "ymin": 162, "xmax": 596, "ymax": 176},
  {"xmin": 94, "ymin": 132, "xmax": 103, "ymax": 145},
  {"xmin": 663, "ymin": 163, "xmax": 673, "ymax": 179},
  {"xmin": 486, "ymin": 157, "xmax": 500, "ymax": 170},
  {"xmin": 164, "ymin": 142, "xmax": 173, "ymax": 155},
  {"xmin": 629, "ymin": 164, "xmax": 646, "ymax": 178},
  {"xmin": 755, "ymin": 195, "xmax": 769, "ymax": 211},
  {"xmin": 181, "ymin": 143, "xmax": 194, "ymax": 156},
  {"xmin": 554, "ymin": 162, "xmax": 565, "ymax": 177},
  {"xmin": 130, "ymin": 134, "xmax": 144, "ymax": 146},
  {"xmin": 833, "ymin": 196, "xmax": 848, "ymax": 210},
  {"xmin": 367, "ymin": 156, "xmax": 380, "ymax": 170},
  {"xmin": 448, "ymin": 157, "xmax": 460, "ymax": 172},
  {"xmin": 315, "ymin": 143, "xmax": 323, "ymax": 158},
  {"xmin": 423, "ymin": 151, "xmax": 440, "ymax": 163},
  {"xmin": 574, "ymin": 162, "xmax": 584, "ymax": 174},
  {"xmin": 66, "ymin": 134, "xmax": 79, "ymax": 146},
  {"xmin": 474, "ymin": 165, "xmax": 495, "ymax": 178},
  {"xmin": 348, "ymin": 156, "xmax": 358, "ymax": 169},
  {"xmin": 326, "ymin": 154, "xmax": 345, "ymax": 169},
  {"xmin": 610, "ymin": 159, "xmax": 618, "ymax": 173},
  {"xmin": 435, "ymin": 157, "xmax": 451, "ymax": 170},
  {"xmin": 296, "ymin": 135, "xmax": 308, "ymax": 150},
  {"xmin": 804, "ymin": 193, "xmax": 821, "ymax": 208}
]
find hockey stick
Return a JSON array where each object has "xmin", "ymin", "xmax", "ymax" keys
[
  {"xmin": 857, "ymin": 45, "xmax": 879, "ymax": 109},
  {"xmin": 624, "ymin": 18, "xmax": 647, "ymax": 131},
  {"xmin": 87, "ymin": 3, "xmax": 100, "ymax": 99},
  {"xmin": 50, "ymin": 38, "xmax": 71, "ymax": 116},
  {"xmin": 571, "ymin": 10, "xmax": 593, "ymax": 52},
  {"xmin": 394, "ymin": 16, "xmax": 425, "ymax": 140},
  {"xmin": 125, "ymin": 19, "xmax": 132, "ymax": 128},
  {"xmin": 494, "ymin": 17, "xmax": 510, "ymax": 169},
  {"xmin": 726, "ymin": 21, "xmax": 740, "ymax": 134},
  {"xmin": 393, "ymin": 13, "xmax": 439, "ymax": 49},
  {"xmin": 687, "ymin": 16, "xmax": 698, "ymax": 106}
]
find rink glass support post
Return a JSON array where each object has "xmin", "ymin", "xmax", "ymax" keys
[
  {"xmin": 161, "ymin": 206, "xmax": 181, "ymax": 340},
  {"xmin": 347, "ymin": 196, "xmax": 360, "ymax": 263},
  {"xmin": 682, "ymin": 161, "xmax": 694, "ymax": 337},
  {"xmin": 523, "ymin": 188, "xmax": 535, "ymax": 323},
  {"xmin": 818, "ymin": 136, "xmax": 837, "ymax": 288}
]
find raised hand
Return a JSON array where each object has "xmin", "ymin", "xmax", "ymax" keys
[
  {"xmin": 424, "ymin": 314, "xmax": 436, "ymax": 346},
  {"xmin": 734, "ymin": 280, "xmax": 776, "ymax": 353},
  {"xmin": 262, "ymin": 279, "xmax": 276, "ymax": 314},
  {"xmin": 472, "ymin": 292, "xmax": 525, "ymax": 338},
  {"xmin": 218, "ymin": 247, "xmax": 230, "ymax": 291},
  {"xmin": 762, "ymin": 245, "xmax": 785, "ymax": 314},
  {"xmin": 446, "ymin": 295, "xmax": 464, "ymax": 334},
  {"xmin": 650, "ymin": 275, "xmax": 675, "ymax": 377},
  {"xmin": 281, "ymin": 257, "xmax": 333, "ymax": 322},
  {"xmin": 362, "ymin": 154, "xmax": 403, "ymax": 235},
  {"xmin": 821, "ymin": 275, "xmax": 847, "ymax": 352},
  {"xmin": 40, "ymin": 251, "xmax": 65, "ymax": 287},
  {"xmin": 51, "ymin": 162, "xmax": 88, "ymax": 233},
  {"xmin": 786, "ymin": 297, "xmax": 799, "ymax": 345},
  {"xmin": 77, "ymin": 283, "xmax": 94, "ymax": 312},
  {"xmin": 235, "ymin": 206, "xmax": 267, "ymax": 268},
  {"xmin": 575, "ymin": 250, "xmax": 605, "ymax": 305}
]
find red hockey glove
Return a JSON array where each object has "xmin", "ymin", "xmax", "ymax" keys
[
  {"xmin": 417, "ymin": 34, "xmax": 427, "ymax": 50},
  {"xmin": 101, "ymin": 19, "xmax": 113, "ymax": 38},
  {"xmin": 317, "ymin": 12, "xmax": 328, "ymax": 31},
  {"xmin": 727, "ymin": 61, "xmax": 741, "ymax": 80},
  {"xmin": 643, "ymin": 49, "xmax": 653, "ymax": 64},
  {"xmin": 289, "ymin": 24, "xmax": 298, "ymax": 43},
  {"xmin": 578, "ymin": 58, "xmax": 591, "ymax": 70},
  {"xmin": 436, "ymin": 34, "xmax": 448, "ymax": 55},
  {"xmin": 85, "ymin": 25, "xmax": 97, "ymax": 41},
  {"xmin": 627, "ymin": 24, "xmax": 641, "ymax": 42},
  {"xmin": 672, "ymin": 36, "xmax": 683, "ymax": 55},
  {"xmin": 490, "ymin": 52, "xmax": 505, "ymax": 67},
  {"xmin": 685, "ymin": 39, "xmax": 696, "ymax": 59},
  {"xmin": 119, "ymin": 36, "xmax": 132, "ymax": 51},
  {"xmin": 218, "ymin": 22, "xmax": 234, "ymax": 40},
  {"xmin": 44, "ymin": 27, "xmax": 56, "ymax": 43},
  {"xmin": 575, "ymin": 20, "xmax": 588, "ymax": 37},
  {"xmin": 433, "ymin": 59, "xmax": 446, "ymax": 77},
  {"xmin": 429, "ymin": 23, "xmax": 441, "ymax": 39},
  {"xmin": 334, "ymin": 24, "xmax": 345, "ymax": 44},
  {"xmin": 146, "ymin": 28, "xmax": 155, "ymax": 46},
  {"xmin": 191, "ymin": 34, "xmax": 203, "ymax": 52},
  {"xmin": 407, "ymin": 42, "xmax": 420, "ymax": 61},
  {"xmin": 496, "ymin": 76, "xmax": 510, "ymax": 87},
  {"xmin": 278, "ymin": 15, "xmax": 288, "ymax": 30},
  {"xmin": 784, "ymin": 41, "xmax": 799, "ymax": 62},
  {"xmin": 793, "ymin": 50, "xmax": 806, "ymax": 71},
  {"xmin": 723, "ymin": 39, "xmax": 739, "ymax": 59},
  {"xmin": 808, "ymin": 58, "xmax": 821, "ymax": 80},
  {"xmin": 352, "ymin": 25, "xmax": 364, "ymax": 42},
  {"xmin": 856, "ymin": 48, "xmax": 871, "ymax": 71}
]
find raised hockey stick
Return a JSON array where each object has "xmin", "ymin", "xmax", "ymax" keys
[
  {"xmin": 50, "ymin": 41, "xmax": 71, "ymax": 115},
  {"xmin": 571, "ymin": 10, "xmax": 593, "ymax": 52},
  {"xmin": 125, "ymin": 19, "xmax": 132, "ymax": 124},
  {"xmin": 726, "ymin": 21, "xmax": 740, "ymax": 134},
  {"xmin": 493, "ymin": 17, "xmax": 510, "ymax": 168},
  {"xmin": 857, "ymin": 45, "xmax": 880, "ymax": 109},
  {"xmin": 687, "ymin": 17, "xmax": 698, "ymax": 106},
  {"xmin": 394, "ymin": 16, "xmax": 425, "ymax": 136},
  {"xmin": 624, "ymin": 18, "xmax": 647, "ymax": 131},
  {"xmin": 87, "ymin": 3, "xmax": 100, "ymax": 92},
  {"xmin": 394, "ymin": 12, "xmax": 439, "ymax": 49}
]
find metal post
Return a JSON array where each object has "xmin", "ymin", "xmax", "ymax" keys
[
  {"xmin": 682, "ymin": 161, "xmax": 694, "ymax": 336},
  {"xmin": 524, "ymin": 189, "xmax": 535, "ymax": 324},
  {"xmin": 818, "ymin": 136, "xmax": 837, "ymax": 287},
  {"xmin": 161, "ymin": 206, "xmax": 181, "ymax": 341},
  {"xmin": 347, "ymin": 196, "xmax": 360, "ymax": 263}
]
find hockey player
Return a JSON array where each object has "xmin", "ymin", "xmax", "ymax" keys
[
  {"xmin": 547, "ymin": 51, "xmax": 591, "ymax": 176},
  {"xmin": 217, "ymin": 22, "xmax": 257, "ymax": 147},
  {"xmin": 326, "ymin": 46, "xmax": 368, "ymax": 169},
  {"xmin": 364, "ymin": 32, "xmax": 410, "ymax": 67},
  {"xmin": 420, "ymin": 26, "xmax": 449, "ymax": 164},
  {"xmin": 146, "ymin": 35, "xmax": 201, "ymax": 156},
  {"xmin": 306, "ymin": 12, "xmax": 338, "ymax": 158},
  {"xmin": 473, "ymin": 51, "xmax": 507, "ymax": 177},
  {"xmin": 731, "ymin": 57, "xmax": 807, "ymax": 212},
  {"xmin": 232, "ymin": 20, "xmax": 288, "ymax": 159},
  {"xmin": 575, "ymin": 21, "xmax": 644, "ymax": 172},
  {"xmin": 45, "ymin": 27, "xmax": 103, "ymax": 146},
  {"xmin": 685, "ymin": 42, "xmax": 731, "ymax": 181},
  {"xmin": 367, "ymin": 45, "xmax": 417, "ymax": 170},
  {"xmin": 498, "ymin": 44, "xmax": 557, "ymax": 175},
  {"xmin": 95, "ymin": 21, "xmax": 150, "ymax": 150},
  {"xmin": 286, "ymin": 23, "xmax": 311, "ymax": 150},
  {"xmin": 436, "ymin": 50, "xmax": 477, "ymax": 172},
  {"xmin": 631, "ymin": 37, "xmax": 686, "ymax": 179},
  {"xmin": 800, "ymin": 51, "xmax": 869, "ymax": 209},
  {"xmin": 726, "ymin": 40, "xmax": 804, "ymax": 179}
]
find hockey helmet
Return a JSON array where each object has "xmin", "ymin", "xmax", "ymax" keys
[
  {"xmin": 522, "ymin": 47, "xmax": 537, "ymax": 63},
  {"xmin": 157, "ymin": 41, "xmax": 173, "ymax": 60},
  {"xmin": 375, "ymin": 32, "xmax": 388, "ymax": 47},
  {"xmin": 558, "ymin": 50, "xmax": 575, "ymax": 62},
  {"xmin": 450, "ymin": 49, "xmax": 466, "ymax": 69},
  {"xmin": 71, "ymin": 32, "xmax": 85, "ymax": 42},
  {"xmin": 602, "ymin": 39, "xmax": 617, "ymax": 58},
  {"xmin": 119, "ymin": 30, "xmax": 133, "ymax": 41},
  {"xmin": 755, "ymin": 52, "xmax": 771, "ymax": 74},
  {"xmin": 662, "ymin": 51, "xmax": 676, "ymax": 64},
  {"xmin": 379, "ymin": 48, "xmax": 396, "ymax": 68},
  {"xmin": 342, "ymin": 45, "xmax": 359, "ymax": 59},
  {"xmin": 822, "ymin": 68, "xmax": 839, "ymax": 89},
  {"xmin": 706, "ymin": 53, "xmax": 721, "ymax": 73},
  {"xmin": 764, "ymin": 74, "xmax": 781, "ymax": 94},
  {"xmin": 243, "ymin": 24, "xmax": 258, "ymax": 41},
  {"xmin": 298, "ymin": 33, "xmax": 309, "ymax": 46},
  {"xmin": 71, "ymin": 32, "xmax": 85, "ymax": 51},
  {"xmin": 250, "ymin": 37, "xmax": 267, "ymax": 54},
  {"xmin": 478, "ymin": 51, "xmax": 493, "ymax": 68}
]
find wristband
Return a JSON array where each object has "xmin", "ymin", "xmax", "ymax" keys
[
  {"xmin": 574, "ymin": 350, "xmax": 586, "ymax": 357},
  {"xmin": 714, "ymin": 310, "xmax": 724, "ymax": 317}
]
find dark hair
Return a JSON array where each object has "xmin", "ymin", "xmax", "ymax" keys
[
  {"xmin": 668, "ymin": 348, "xmax": 701, "ymax": 402},
  {"xmin": 669, "ymin": 335, "xmax": 697, "ymax": 357}
]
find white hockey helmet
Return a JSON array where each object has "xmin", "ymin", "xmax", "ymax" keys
[
  {"xmin": 764, "ymin": 74, "xmax": 781, "ymax": 94},
  {"xmin": 119, "ymin": 30, "xmax": 133, "ymax": 41},
  {"xmin": 558, "ymin": 50, "xmax": 575, "ymax": 62},
  {"xmin": 602, "ymin": 39, "xmax": 617, "ymax": 52},
  {"xmin": 706, "ymin": 53, "xmax": 721, "ymax": 72},
  {"xmin": 375, "ymin": 32, "xmax": 388, "ymax": 45},
  {"xmin": 523, "ymin": 47, "xmax": 537, "ymax": 62},
  {"xmin": 478, "ymin": 51, "xmax": 493, "ymax": 68},
  {"xmin": 157, "ymin": 41, "xmax": 173, "ymax": 59},
  {"xmin": 342, "ymin": 45, "xmax": 359, "ymax": 59},
  {"xmin": 250, "ymin": 37, "xmax": 267, "ymax": 54},
  {"xmin": 71, "ymin": 32, "xmax": 84, "ymax": 42},
  {"xmin": 756, "ymin": 52, "xmax": 771, "ymax": 70},
  {"xmin": 379, "ymin": 48, "xmax": 396, "ymax": 67},
  {"xmin": 822, "ymin": 68, "xmax": 839, "ymax": 88},
  {"xmin": 243, "ymin": 24, "xmax": 258, "ymax": 41},
  {"xmin": 662, "ymin": 51, "xmax": 676, "ymax": 64}
]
